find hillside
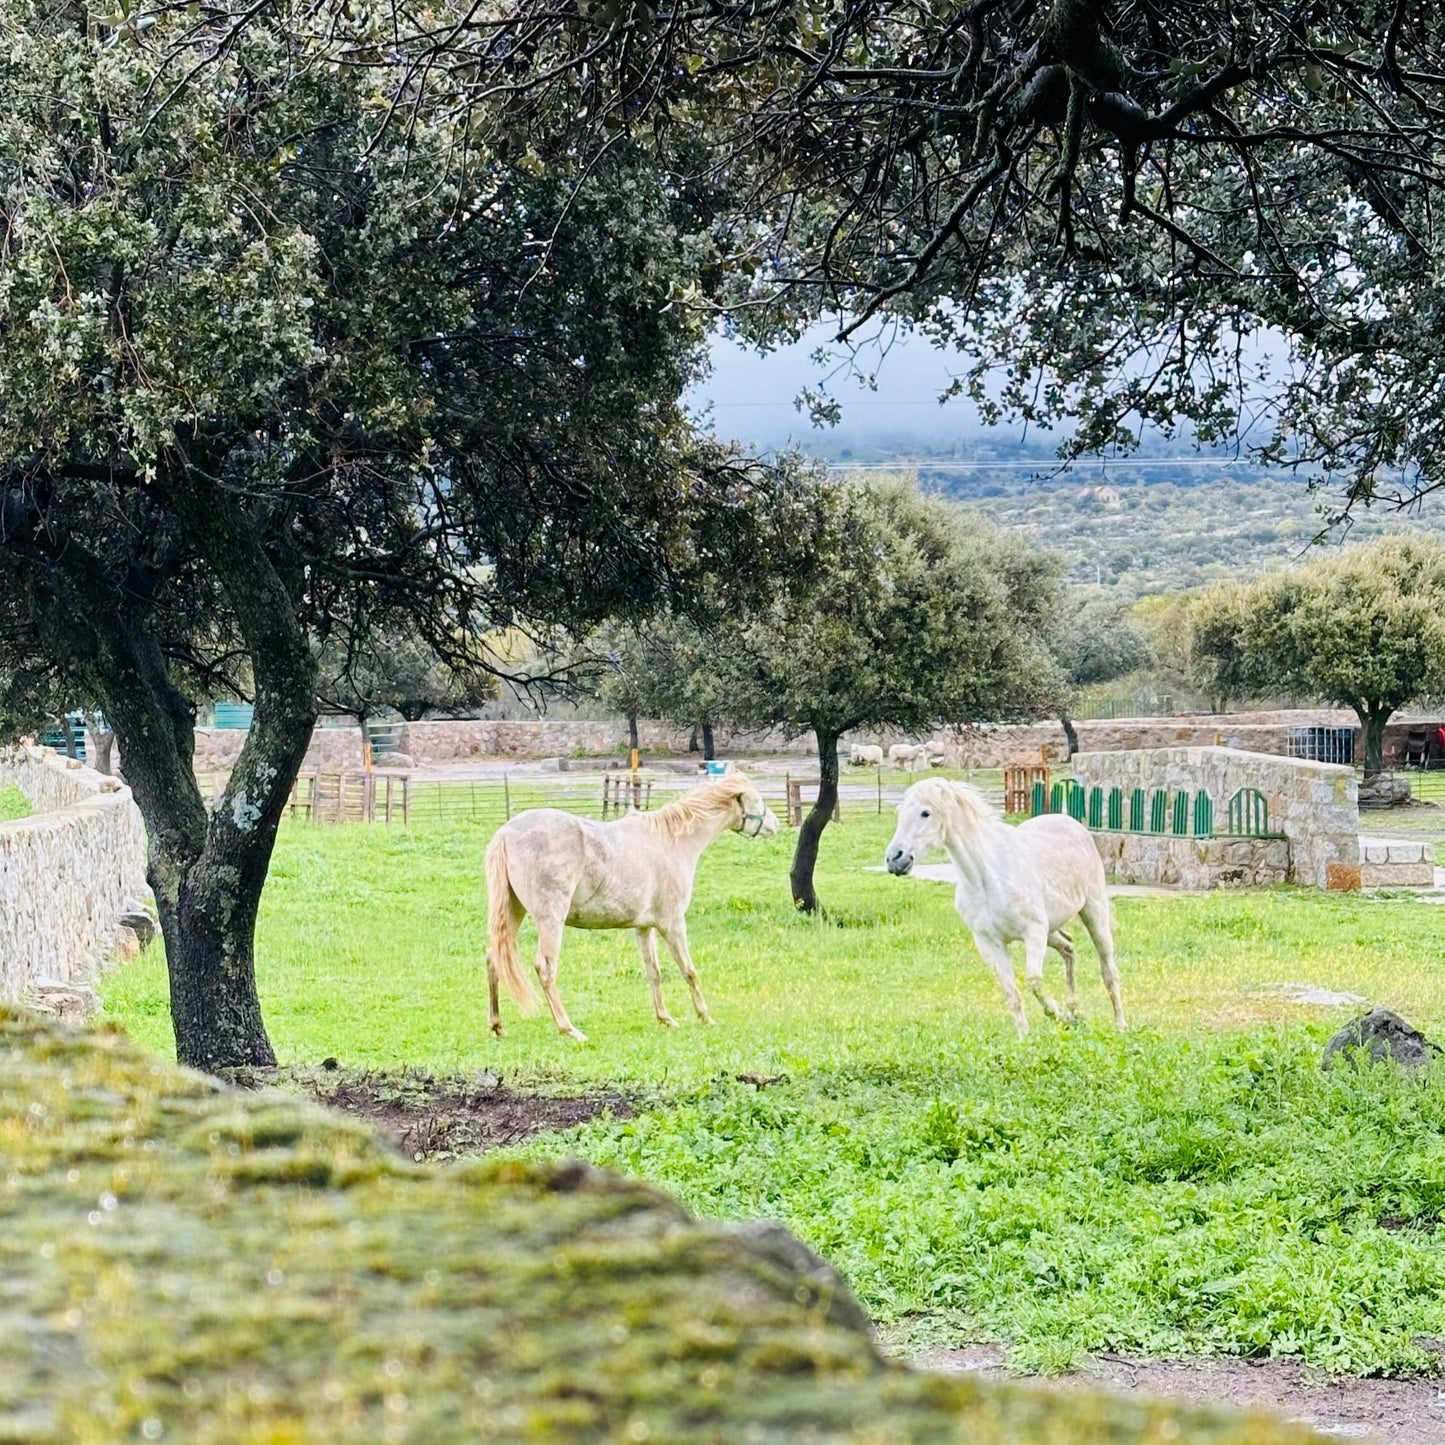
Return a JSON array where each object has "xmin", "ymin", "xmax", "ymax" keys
[{"xmin": 825, "ymin": 450, "xmax": 1444, "ymax": 594}]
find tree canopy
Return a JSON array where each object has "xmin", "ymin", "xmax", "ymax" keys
[
  {"xmin": 1190, "ymin": 537, "xmax": 1445, "ymax": 772},
  {"xmin": 622, "ymin": 477, "xmax": 1063, "ymax": 911},
  {"xmin": 316, "ymin": 634, "xmax": 497, "ymax": 727},
  {"xmin": 471, "ymin": 2, "xmax": 1445, "ymax": 502},
  {"xmin": 1056, "ymin": 593, "xmax": 1153, "ymax": 689},
  {"xmin": 0, "ymin": 0, "xmax": 820, "ymax": 1068}
]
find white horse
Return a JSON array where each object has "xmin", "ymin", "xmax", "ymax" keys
[
  {"xmin": 850, "ymin": 743, "xmax": 885, "ymax": 767},
  {"xmin": 885, "ymin": 778, "xmax": 1125, "ymax": 1036},
  {"xmin": 485, "ymin": 773, "xmax": 779, "ymax": 1041}
]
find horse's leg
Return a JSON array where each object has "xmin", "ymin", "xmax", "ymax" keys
[
  {"xmin": 1081, "ymin": 898, "xmax": 1127, "ymax": 1030},
  {"xmin": 1021, "ymin": 923, "xmax": 1065, "ymax": 1023},
  {"xmin": 972, "ymin": 934, "xmax": 1029, "ymax": 1038},
  {"xmin": 658, "ymin": 919, "xmax": 713, "ymax": 1024},
  {"xmin": 533, "ymin": 915, "xmax": 587, "ymax": 1042},
  {"xmin": 636, "ymin": 928, "xmax": 678, "ymax": 1028},
  {"xmin": 489, "ymin": 895, "xmax": 525, "ymax": 1038},
  {"xmin": 1047, "ymin": 928, "xmax": 1079, "ymax": 1018}
]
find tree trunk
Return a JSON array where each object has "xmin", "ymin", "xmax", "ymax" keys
[
  {"xmin": 702, "ymin": 720, "xmax": 715, "ymax": 761},
  {"xmin": 1060, "ymin": 713, "xmax": 1079, "ymax": 758},
  {"xmin": 90, "ymin": 727, "xmax": 116, "ymax": 776},
  {"xmin": 91, "ymin": 469, "xmax": 320, "ymax": 1070},
  {"xmin": 157, "ymin": 864, "xmax": 275, "ymax": 1072},
  {"xmin": 687, "ymin": 725, "xmax": 699, "ymax": 753},
  {"xmin": 1357, "ymin": 705, "xmax": 1391, "ymax": 777},
  {"xmin": 61, "ymin": 717, "xmax": 79, "ymax": 759},
  {"xmin": 790, "ymin": 728, "xmax": 840, "ymax": 914},
  {"xmin": 628, "ymin": 711, "xmax": 639, "ymax": 753}
]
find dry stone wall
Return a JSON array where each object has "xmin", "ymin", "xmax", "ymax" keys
[
  {"xmin": 1090, "ymin": 832, "xmax": 1291, "ymax": 890},
  {"xmin": 190, "ymin": 707, "xmax": 1445, "ymax": 772},
  {"xmin": 0, "ymin": 746, "xmax": 149, "ymax": 1001},
  {"xmin": 1071, "ymin": 747, "xmax": 1360, "ymax": 891},
  {"xmin": 936, "ymin": 709, "xmax": 1445, "ymax": 769},
  {"xmin": 194, "ymin": 724, "xmax": 364, "ymax": 773}
]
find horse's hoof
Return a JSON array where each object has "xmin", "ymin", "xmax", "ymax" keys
[
  {"xmin": 490, "ymin": 1023, "xmax": 505, "ymax": 1039},
  {"xmin": 656, "ymin": 1015, "xmax": 679, "ymax": 1029},
  {"xmin": 698, "ymin": 1013, "xmax": 716, "ymax": 1026},
  {"xmin": 565, "ymin": 1028, "xmax": 589, "ymax": 1043}
]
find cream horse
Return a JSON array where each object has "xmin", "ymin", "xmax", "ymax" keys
[
  {"xmin": 885, "ymin": 778, "xmax": 1125, "ymax": 1036},
  {"xmin": 485, "ymin": 773, "xmax": 780, "ymax": 1041}
]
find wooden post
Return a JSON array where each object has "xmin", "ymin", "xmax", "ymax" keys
[
  {"xmin": 504, "ymin": 772, "xmax": 512, "ymax": 820},
  {"xmin": 877, "ymin": 768, "xmax": 882, "ymax": 815},
  {"xmin": 402, "ymin": 776, "xmax": 411, "ymax": 827}
]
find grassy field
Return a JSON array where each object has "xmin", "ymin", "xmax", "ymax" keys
[
  {"xmin": 102, "ymin": 801, "xmax": 1445, "ymax": 1375},
  {"xmin": 0, "ymin": 784, "xmax": 31, "ymax": 821}
]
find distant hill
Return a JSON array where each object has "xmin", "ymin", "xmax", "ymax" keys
[{"xmin": 817, "ymin": 442, "xmax": 1444, "ymax": 595}]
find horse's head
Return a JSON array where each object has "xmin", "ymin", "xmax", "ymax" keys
[
  {"xmin": 885, "ymin": 779, "xmax": 991, "ymax": 874},
  {"xmin": 726, "ymin": 774, "xmax": 780, "ymax": 839}
]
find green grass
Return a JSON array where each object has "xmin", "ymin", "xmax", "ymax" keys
[
  {"xmin": 102, "ymin": 807, "xmax": 1445, "ymax": 1375},
  {"xmin": 0, "ymin": 784, "xmax": 31, "ymax": 821}
]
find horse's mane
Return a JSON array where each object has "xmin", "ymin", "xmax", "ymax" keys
[
  {"xmin": 640, "ymin": 776, "xmax": 752, "ymax": 839},
  {"xmin": 912, "ymin": 777, "xmax": 999, "ymax": 828}
]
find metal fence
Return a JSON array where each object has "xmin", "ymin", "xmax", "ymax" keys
[
  {"xmin": 1288, "ymin": 726, "xmax": 1355, "ymax": 765},
  {"xmin": 1028, "ymin": 779, "xmax": 1279, "ymax": 839},
  {"xmin": 1072, "ymin": 695, "xmax": 1175, "ymax": 721},
  {"xmin": 191, "ymin": 766, "xmax": 1004, "ymax": 829}
]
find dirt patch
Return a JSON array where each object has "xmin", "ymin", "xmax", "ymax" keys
[
  {"xmin": 913, "ymin": 1345, "xmax": 1445, "ymax": 1443},
  {"xmin": 294, "ymin": 1068, "xmax": 633, "ymax": 1160}
]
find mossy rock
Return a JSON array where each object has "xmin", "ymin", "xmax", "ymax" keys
[{"xmin": 0, "ymin": 1008, "xmax": 1315, "ymax": 1443}]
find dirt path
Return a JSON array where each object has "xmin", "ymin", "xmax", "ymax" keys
[{"xmin": 914, "ymin": 1345, "xmax": 1445, "ymax": 1443}]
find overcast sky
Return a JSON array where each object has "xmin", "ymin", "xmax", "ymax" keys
[{"xmin": 688, "ymin": 320, "xmax": 991, "ymax": 451}]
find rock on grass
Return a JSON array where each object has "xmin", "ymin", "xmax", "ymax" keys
[
  {"xmin": 1322, "ymin": 1008, "xmax": 1442, "ymax": 1072},
  {"xmin": 0, "ymin": 1007, "xmax": 1317, "ymax": 1443}
]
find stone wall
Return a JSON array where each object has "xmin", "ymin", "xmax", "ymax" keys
[
  {"xmin": 933, "ymin": 709, "xmax": 1445, "ymax": 769},
  {"xmin": 1071, "ymin": 746, "xmax": 1360, "ymax": 890},
  {"xmin": 397, "ymin": 718, "xmax": 820, "ymax": 762},
  {"xmin": 0, "ymin": 746, "xmax": 149, "ymax": 1001},
  {"xmin": 188, "ymin": 706, "xmax": 1445, "ymax": 771},
  {"xmin": 194, "ymin": 724, "xmax": 364, "ymax": 773},
  {"xmin": 1090, "ymin": 831, "xmax": 1291, "ymax": 890},
  {"xmin": 1360, "ymin": 837, "xmax": 1435, "ymax": 889}
]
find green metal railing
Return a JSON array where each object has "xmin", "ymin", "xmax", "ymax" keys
[{"xmin": 1026, "ymin": 781, "xmax": 1279, "ymax": 840}]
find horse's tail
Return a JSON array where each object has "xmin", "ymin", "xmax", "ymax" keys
[{"xmin": 485, "ymin": 832, "xmax": 537, "ymax": 1013}]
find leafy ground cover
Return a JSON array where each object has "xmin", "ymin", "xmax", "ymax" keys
[
  {"xmin": 103, "ymin": 804, "xmax": 1445, "ymax": 1375},
  {"xmin": 0, "ymin": 784, "xmax": 31, "ymax": 821}
]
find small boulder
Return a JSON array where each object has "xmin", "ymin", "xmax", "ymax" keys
[
  {"xmin": 1322, "ymin": 1008, "xmax": 1441, "ymax": 1072},
  {"xmin": 118, "ymin": 911, "xmax": 157, "ymax": 948},
  {"xmin": 1359, "ymin": 775, "xmax": 1412, "ymax": 809},
  {"xmin": 25, "ymin": 979, "xmax": 99, "ymax": 1019},
  {"xmin": 378, "ymin": 752, "xmax": 415, "ymax": 769}
]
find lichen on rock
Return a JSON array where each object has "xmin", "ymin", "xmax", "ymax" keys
[{"xmin": 0, "ymin": 1009, "xmax": 1317, "ymax": 1442}]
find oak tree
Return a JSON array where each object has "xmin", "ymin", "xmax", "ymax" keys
[
  {"xmin": 1191, "ymin": 538, "xmax": 1445, "ymax": 773},
  {"xmin": 624, "ymin": 478, "xmax": 1063, "ymax": 912},
  {"xmin": 0, "ymin": 0, "xmax": 818, "ymax": 1068}
]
